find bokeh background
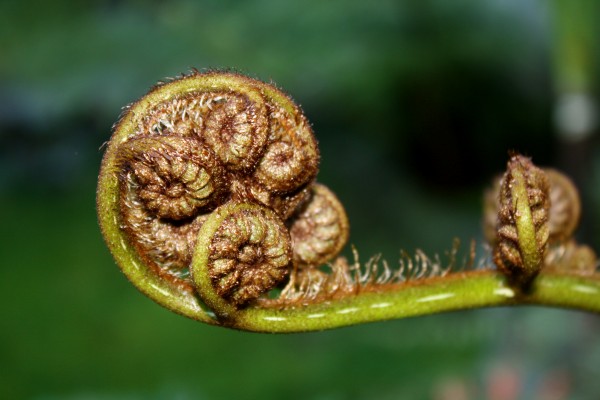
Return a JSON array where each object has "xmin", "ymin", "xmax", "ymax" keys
[{"xmin": 2, "ymin": 0, "xmax": 600, "ymax": 398}]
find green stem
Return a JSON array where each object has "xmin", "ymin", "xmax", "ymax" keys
[
  {"xmin": 217, "ymin": 270, "xmax": 600, "ymax": 333},
  {"xmin": 510, "ymin": 162, "xmax": 542, "ymax": 278},
  {"xmin": 524, "ymin": 272, "xmax": 600, "ymax": 310}
]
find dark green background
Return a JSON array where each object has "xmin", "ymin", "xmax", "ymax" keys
[{"xmin": 2, "ymin": 1, "xmax": 600, "ymax": 398}]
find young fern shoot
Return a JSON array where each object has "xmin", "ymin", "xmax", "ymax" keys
[{"xmin": 97, "ymin": 71, "xmax": 600, "ymax": 332}]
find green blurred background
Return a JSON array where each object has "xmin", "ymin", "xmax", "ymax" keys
[{"xmin": 2, "ymin": 0, "xmax": 600, "ymax": 398}]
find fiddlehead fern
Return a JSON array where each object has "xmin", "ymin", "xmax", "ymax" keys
[
  {"xmin": 98, "ymin": 70, "xmax": 347, "ymax": 326},
  {"xmin": 98, "ymin": 70, "xmax": 600, "ymax": 333},
  {"xmin": 493, "ymin": 155, "xmax": 551, "ymax": 287}
]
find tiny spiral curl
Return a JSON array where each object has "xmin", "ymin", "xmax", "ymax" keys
[
  {"xmin": 119, "ymin": 136, "xmax": 226, "ymax": 220},
  {"xmin": 288, "ymin": 183, "xmax": 350, "ymax": 267},
  {"xmin": 203, "ymin": 91, "xmax": 269, "ymax": 172},
  {"xmin": 253, "ymin": 103, "xmax": 319, "ymax": 194},
  {"xmin": 192, "ymin": 202, "xmax": 293, "ymax": 316}
]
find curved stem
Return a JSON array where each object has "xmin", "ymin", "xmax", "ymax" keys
[{"xmin": 219, "ymin": 270, "xmax": 600, "ymax": 333}]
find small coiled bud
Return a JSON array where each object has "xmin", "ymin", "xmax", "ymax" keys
[
  {"xmin": 493, "ymin": 155, "xmax": 550, "ymax": 285},
  {"xmin": 288, "ymin": 183, "xmax": 350, "ymax": 267},
  {"xmin": 192, "ymin": 202, "xmax": 293, "ymax": 317},
  {"xmin": 253, "ymin": 103, "xmax": 319, "ymax": 194},
  {"xmin": 545, "ymin": 240, "xmax": 598, "ymax": 275},
  {"xmin": 485, "ymin": 169, "xmax": 582, "ymax": 245},
  {"xmin": 203, "ymin": 91, "xmax": 269, "ymax": 172},
  {"xmin": 119, "ymin": 136, "xmax": 226, "ymax": 220}
]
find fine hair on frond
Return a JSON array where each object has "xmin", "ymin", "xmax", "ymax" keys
[{"xmin": 265, "ymin": 239, "xmax": 489, "ymax": 307}]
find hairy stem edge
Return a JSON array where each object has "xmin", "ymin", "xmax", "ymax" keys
[{"xmin": 214, "ymin": 269, "xmax": 600, "ymax": 333}]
